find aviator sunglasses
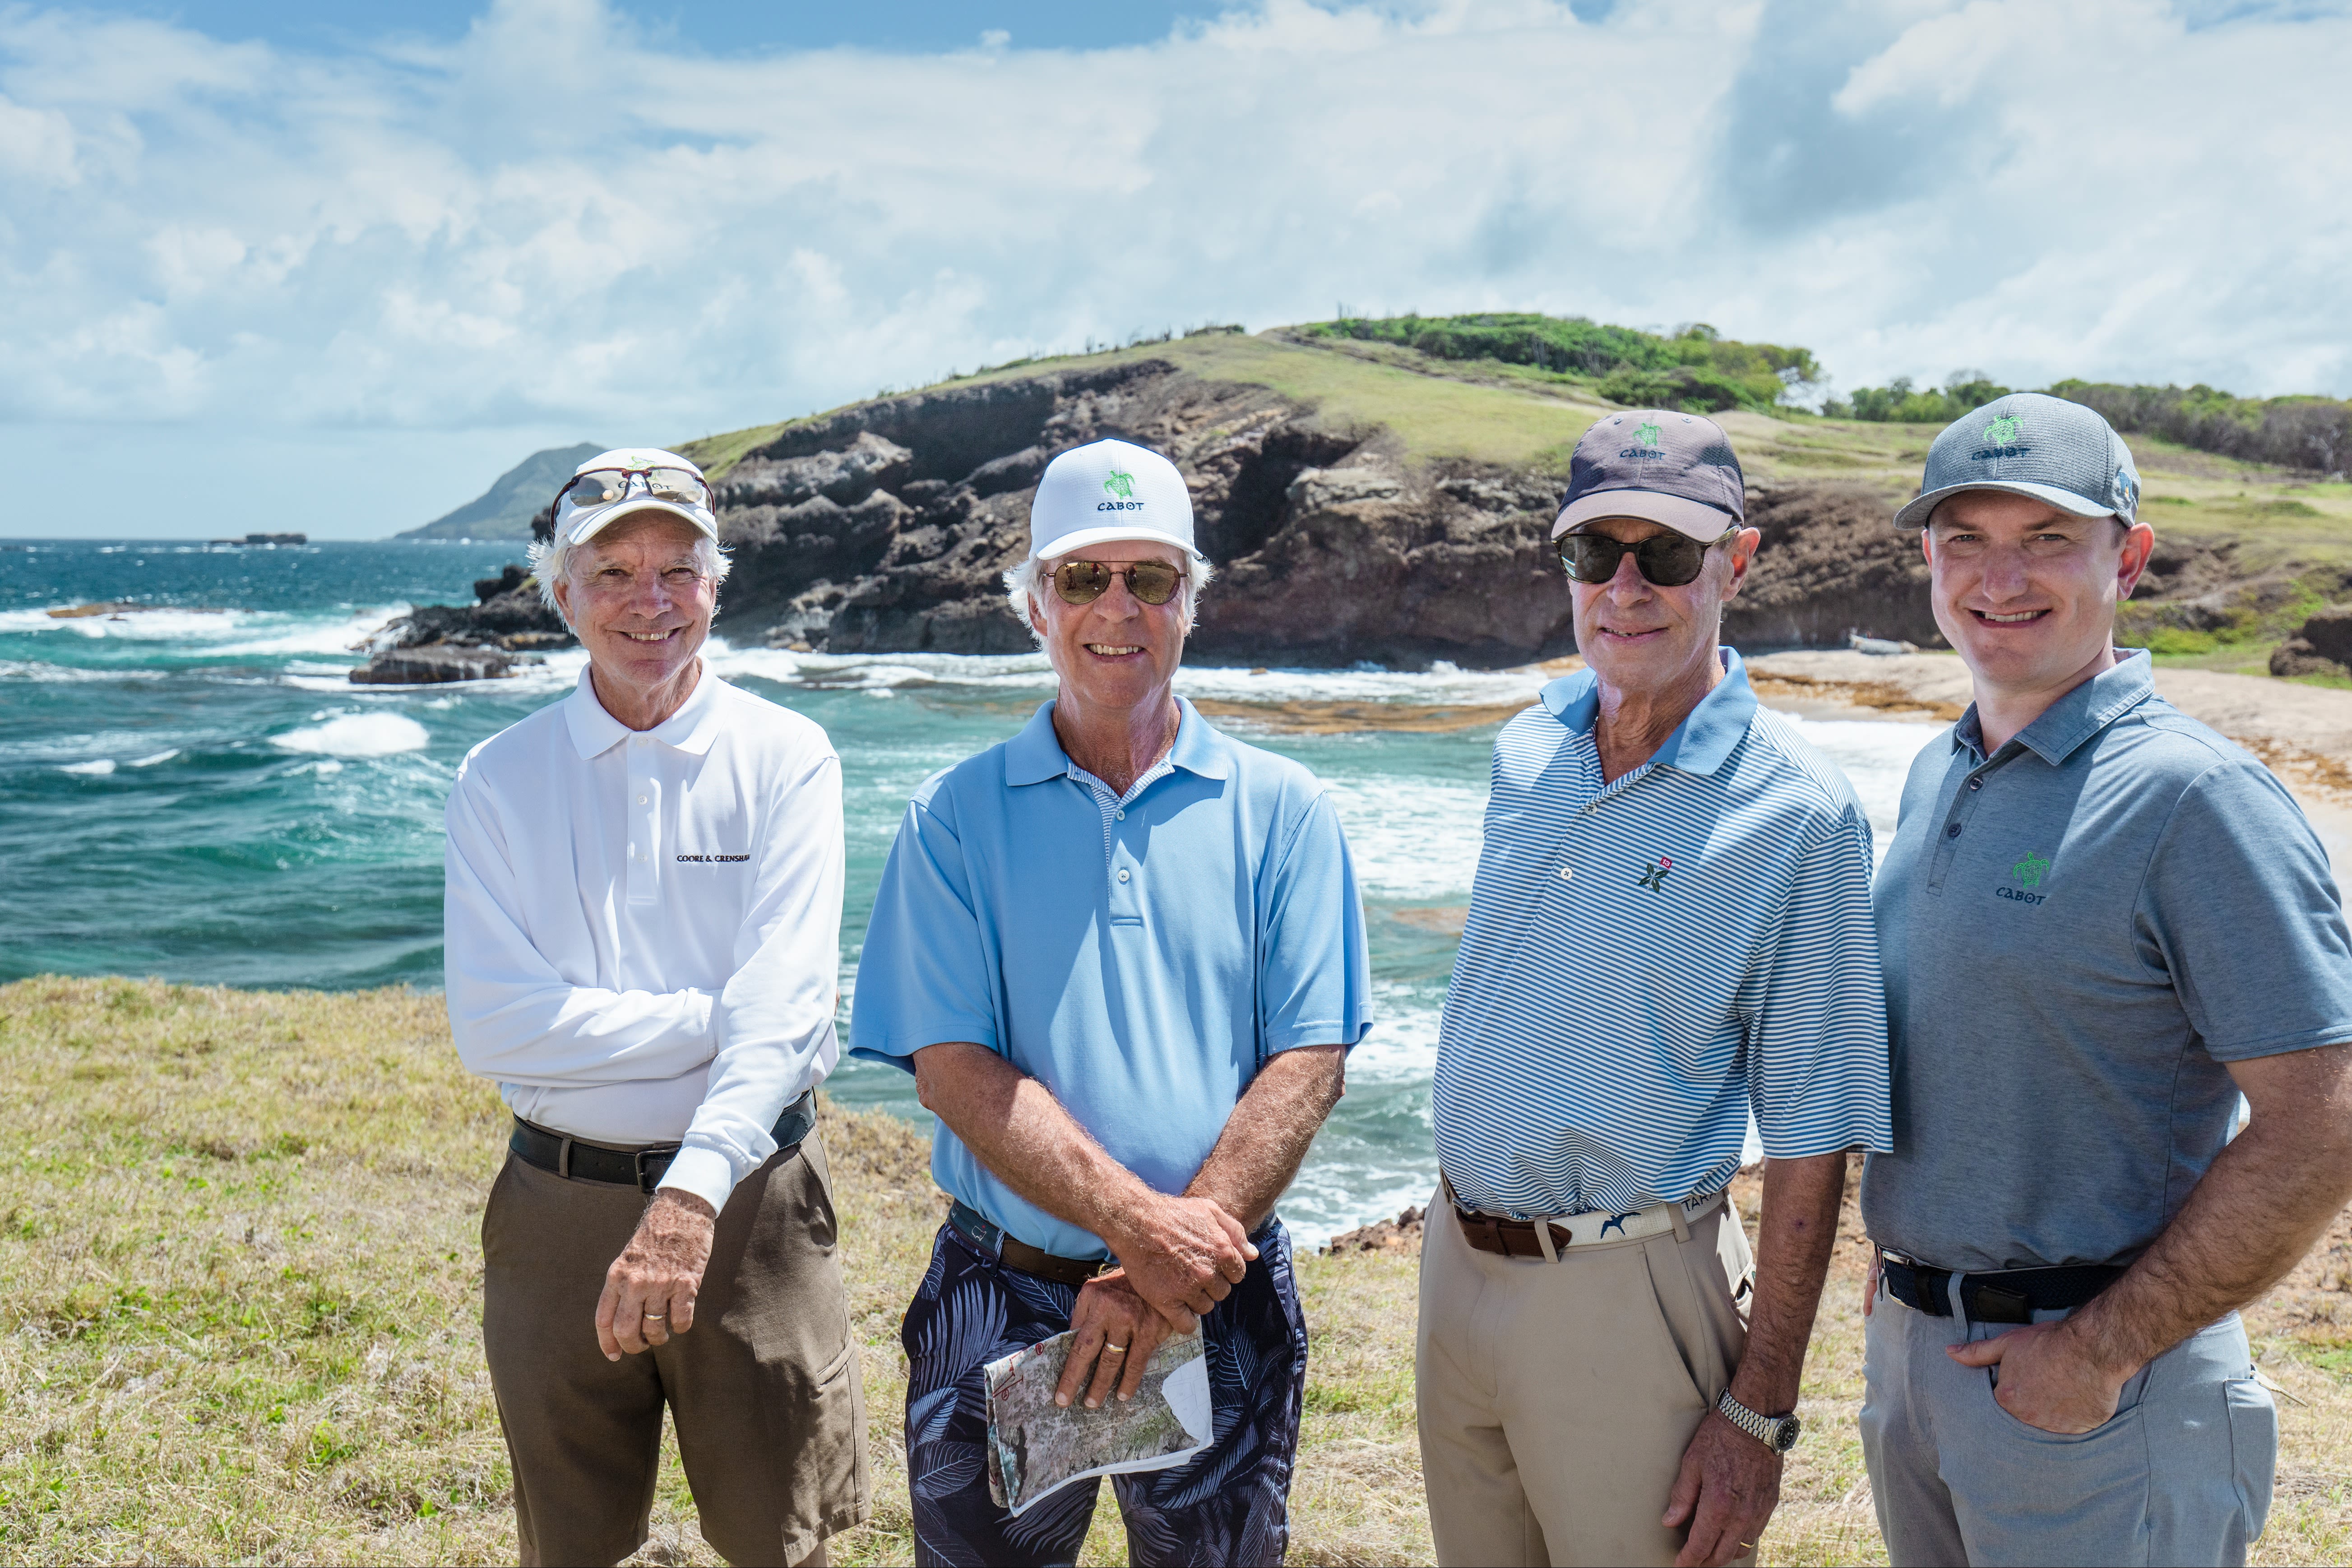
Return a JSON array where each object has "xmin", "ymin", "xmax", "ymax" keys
[
  {"xmin": 1556, "ymin": 526, "xmax": 1738, "ymax": 588},
  {"xmin": 1052, "ymin": 559, "xmax": 1184, "ymax": 606},
  {"xmin": 551, "ymin": 465, "xmax": 717, "ymax": 519}
]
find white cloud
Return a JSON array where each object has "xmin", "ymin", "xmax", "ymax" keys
[{"xmin": 0, "ymin": 0, "xmax": 2347, "ymax": 538}]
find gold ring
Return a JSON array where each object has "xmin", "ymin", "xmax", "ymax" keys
[
  {"xmin": 1103, "ymin": 1342, "xmax": 1128, "ymax": 1355},
  {"xmin": 644, "ymin": 1312, "xmax": 666, "ymax": 1321}
]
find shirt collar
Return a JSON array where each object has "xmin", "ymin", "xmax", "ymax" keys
[
  {"xmin": 1951, "ymin": 650, "xmax": 2155, "ymax": 766},
  {"xmin": 1004, "ymin": 695, "xmax": 1232, "ymax": 787},
  {"xmin": 1537, "ymin": 647, "xmax": 1757, "ymax": 777},
  {"xmin": 561, "ymin": 661, "xmax": 728, "ymax": 759}
]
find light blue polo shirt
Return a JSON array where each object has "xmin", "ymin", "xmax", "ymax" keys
[
  {"xmin": 850, "ymin": 697, "xmax": 1375, "ymax": 1259},
  {"xmin": 1432, "ymin": 649, "xmax": 1894, "ymax": 1220}
]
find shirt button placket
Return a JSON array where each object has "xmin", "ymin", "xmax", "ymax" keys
[{"xmin": 628, "ymin": 744, "xmax": 659, "ymax": 907}]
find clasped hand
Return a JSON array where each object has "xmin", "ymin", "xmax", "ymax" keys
[
  {"xmin": 1052, "ymin": 1194, "xmax": 1254, "ymax": 1409},
  {"xmin": 1112, "ymin": 1192, "xmax": 1257, "ymax": 1322},
  {"xmin": 1055, "ymin": 1271, "xmax": 1196, "ymax": 1409}
]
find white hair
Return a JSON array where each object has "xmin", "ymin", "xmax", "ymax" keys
[
  {"xmin": 529, "ymin": 524, "xmax": 732, "ymax": 631},
  {"xmin": 1003, "ymin": 550, "xmax": 1215, "ymax": 650}
]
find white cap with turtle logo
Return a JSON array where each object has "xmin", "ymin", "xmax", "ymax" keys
[{"xmin": 1026, "ymin": 439, "xmax": 1203, "ymax": 562}]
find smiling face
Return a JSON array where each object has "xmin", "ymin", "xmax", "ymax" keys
[
  {"xmin": 1567, "ymin": 514, "xmax": 1759, "ymax": 700},
  {"xmin": 1026, "ymin": 539, "xmax": 1191, "ymax": 714},
  {"xmin": 552, "ymin": 510, "xmax": 716, "ymax": 718},
  {"xmin": 1923, "ymin": 490, "xmax": 2153, "ymax": 698}
]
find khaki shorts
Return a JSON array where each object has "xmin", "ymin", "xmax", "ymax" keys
[
  {"xmin": 481, "ymin": 1133, "xmax": 870, "ymax": 1567},
  {"xmin": 1416, "ymin": 1184, "xmax": 1755, "ymax": 1567}
]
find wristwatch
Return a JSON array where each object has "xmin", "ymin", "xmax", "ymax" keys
[{"xmin": 1716, "ymin": 1388, "xmax": 1802, "ymax": 1453}]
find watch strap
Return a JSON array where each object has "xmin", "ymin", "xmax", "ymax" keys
[{"xmin": 1715, "ymin": 1388, "xmax": 1800, "ymax": 1452}]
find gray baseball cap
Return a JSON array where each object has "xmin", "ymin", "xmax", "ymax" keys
[
  {"xmin": 1553, "ymin": 410, "xmax": 1746, "ymax": 542},
  {"xmin": 1894, "ymin": 392, "xmax": 2142, "ymax": 529}
]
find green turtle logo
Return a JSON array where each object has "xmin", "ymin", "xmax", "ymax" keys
[
  {"xmin": 1634, "ymin": 420, "xmax": 1663, "ymax": 449},
  {"xmin": 2013, "ymin": 851, "xmax": 2051, "ymax": 889},
  {"xmin": 1102, "ymin": 469, "xmax": 1136, "ymax": 500},
  {"xmin": 1983, "ymin": 413, "xmax": 2022, "ymax": 446}
]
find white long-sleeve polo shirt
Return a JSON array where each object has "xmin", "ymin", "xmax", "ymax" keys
[{"xmin": 443, "ymin": 663, "xmax": 844, "ymax": 1213}]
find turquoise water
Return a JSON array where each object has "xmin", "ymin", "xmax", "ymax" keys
[{"xmin": 0, "ymin": 540, "xmax": 1936, "ymax": 1241}]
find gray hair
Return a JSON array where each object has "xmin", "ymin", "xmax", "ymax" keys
[
  {"xmin": 1002, "ymin": 551, "xmax": 1214, "ymax": 650},
  {"xmin": 529, "ymin": 527, "xmax": 733, "ymax": 630}
]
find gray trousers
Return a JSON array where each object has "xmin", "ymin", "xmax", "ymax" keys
[{"xmin": 1860, "ymin": 1274, "xmax": 2276, "ymax": 1567}]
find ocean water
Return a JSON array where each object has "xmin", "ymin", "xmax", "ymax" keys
[{"xmin": 0, "ymin": 540, "xmax": 1941, "ymax": 1244}]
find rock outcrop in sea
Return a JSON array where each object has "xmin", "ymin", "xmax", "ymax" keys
[{"xmin": 349, "ymin": 564, "xmax": 571, "ymax": 684}]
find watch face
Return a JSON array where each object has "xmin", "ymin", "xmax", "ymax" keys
[{"xmin": 1773, "ymin": 1415, "xmax": 1803, "ymax": 1453}]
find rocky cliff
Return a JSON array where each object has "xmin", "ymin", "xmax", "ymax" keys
[{"xmin": 704, "ymin": 353, "xmax": 1945, "ymax": 665}]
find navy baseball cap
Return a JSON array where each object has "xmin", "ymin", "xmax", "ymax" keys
[
  {"xmin": 1895, "ymin": 392, "xmax": 2142, "ymax": 529},
  {"xmin": 1553, "ymin": 409, "xmax": 1746, "ymax": 542}
]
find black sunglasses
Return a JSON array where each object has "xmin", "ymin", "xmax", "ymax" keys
[
  {"xmin": 1052, "ymin": 559, "xmax": 1183, "ymax": 606},
  {"xmin": 1556, "ymin": 527, "xmax": 1738, "ymax": 588}
]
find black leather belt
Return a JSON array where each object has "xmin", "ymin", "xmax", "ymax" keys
[
  {"xmin": 947, "ymin": 1200, "xmax": 1116, "ymax": 1287},
  {"xmin": 509, "ymin": 1091, "xmax": 816, "ymax": 1195},
  {"xmin": 1880, "ymin": 1249, "xmax": 2125, "ymax": 1325}
]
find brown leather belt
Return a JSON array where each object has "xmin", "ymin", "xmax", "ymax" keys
[
  {"xmin": 1456, "ymin": 1211, "xmax": 1577, "ymax": 1259},
  {"xmin": 948, "ymin": 1200, "xmax": 1115, "ymax": 1287},
  {"xmin": 1448, "ymin": 1178, "xmax": 1726, "ymax": 1259}
]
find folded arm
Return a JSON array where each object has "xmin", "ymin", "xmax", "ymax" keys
[{"xmin": 444, "ymin": 772, "xmax": 716, "ymax": 1087}]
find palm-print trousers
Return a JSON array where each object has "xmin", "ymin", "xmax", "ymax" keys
[{"xmin": 899, "ymin": 1217, "xmax": 1307, "ymax": 1568}]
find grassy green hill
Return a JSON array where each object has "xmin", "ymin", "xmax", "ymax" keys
[{"xmin": 679, "ymin": 323, "xmax": 2352, "ymax": 537}]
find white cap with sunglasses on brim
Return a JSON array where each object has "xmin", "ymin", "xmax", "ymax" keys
[
  {"xmin": 1026, "ymin": 439, "xmax": 1203, "ymax": 563},
  {"xmin": 549, "ymin": 448, "xmax": 720, "ymax": 547}
]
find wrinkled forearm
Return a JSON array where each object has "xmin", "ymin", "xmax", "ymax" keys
[
  {"xmin": 1185, "ymin": 1045, "xmax": 1345, "ymax": 1230},
  {"xmin": 1729, "ymin": 1152, "xmax": 1847, "ymax": 1416},
  {"xmin": 913, "ymin": 1041, "xmax": 1154, "ymax": 1242}
]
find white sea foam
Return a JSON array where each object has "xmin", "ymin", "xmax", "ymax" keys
[
  {"xmin": 212, "ymin": 606, "xmax": 412, "ymax": 657},
  {"xmin": 1322, "ymin": 777, "xmax": 1489, "ymax": 901},
  {"xmin": 271, "ymin": 713, "xmax": 430, "ymax": 758},
  {"xmin": 1765, "ymin": 708, "xmax": 1939, "ymax": 865},
  {"xmin": 1177, "ymin": 660, "xmax": 1551, "ymax": 708},
  {"xmin": 58, "ymin": 757, "xmax": 116, "ymax": 775},
  {"xmin": 705, "ymin": 644, "xmax": 1558, "ymax": 712},
  {"xmin": 129, "ymin": 749, "xmax": 180, "ymax": 767},
  {"xmin": 1347, "ymin": 987, "xmax": 1447, "ymax": 1083}
]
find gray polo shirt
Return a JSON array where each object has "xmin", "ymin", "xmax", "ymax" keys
[{"xmin": 1862, "ymin": 653, "xmax": 2352, "ymax": 1273}]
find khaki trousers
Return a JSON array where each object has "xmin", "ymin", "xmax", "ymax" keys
[
  {"xmin": 481, "ymin": 1133, "xmax": 870, "ymax": 1568},
  {"xmin": 1416, "ymin": 1184, "xmax": 1755, "ymax": 1568}
]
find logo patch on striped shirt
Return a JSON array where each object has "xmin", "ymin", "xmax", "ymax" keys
[{"xmin": 1635, "ymin": 855, "xmax": 1674, "ymax": 891}]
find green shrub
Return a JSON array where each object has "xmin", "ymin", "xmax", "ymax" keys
[
  {"xmin": 1825, "ymin": 373, "xmax": 2009, "ymax": 425},
  {"xmin": 2047, "ymin": 380, "xmax": 2352, "ymax": 475},
  {"xmin": 1298, "ymin": 312, "xmax": 1819, "ymax": 412}
]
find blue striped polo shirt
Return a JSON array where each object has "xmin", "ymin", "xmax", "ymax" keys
[{"xmin": 1432, "ymin": 649, "xmax": 1894, "ymax": 1220}]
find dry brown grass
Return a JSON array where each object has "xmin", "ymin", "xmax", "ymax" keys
[{"xmin": 5, "ymin": 976, "xmax": 2345, "ymax": 1565}]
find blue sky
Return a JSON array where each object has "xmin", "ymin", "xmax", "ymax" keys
[{"xmin": 4, "ymin": 0, "xmax": 2349, "ymax": 539}]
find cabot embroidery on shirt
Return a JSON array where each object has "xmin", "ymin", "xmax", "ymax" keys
[
  {"xmin": 1635, "ymin": 855, "xmax": 1674, "ymax": 892},
  {"xmin": 1994, "ymin": 849, "xmax": 2050, "ymax": 906},
  {"xmin": 674, "ymin": 853, "xmax": 750, "ymax": 863}
]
